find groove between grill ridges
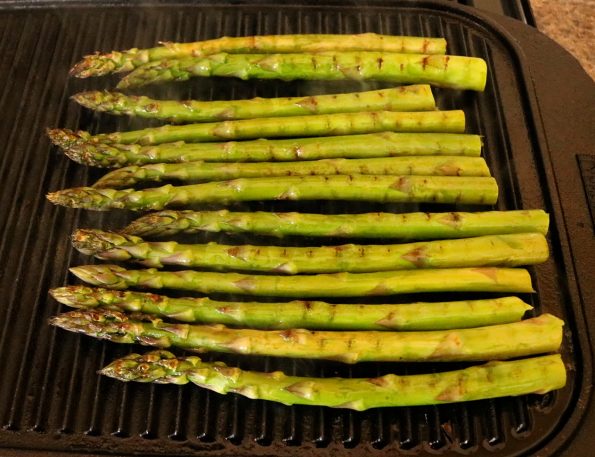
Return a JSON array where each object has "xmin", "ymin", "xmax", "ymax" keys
[{"xmin": 0, "ymin": 12, "xmax": 77, "ymax": 432}]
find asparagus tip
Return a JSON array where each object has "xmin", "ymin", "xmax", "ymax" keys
[
  {"xmin": 46, "ymin": 188, "xmax": 85, "ymax": 208},
  {"xmin": 49, "ymin": 285, "xmax": 95, "ymax": 307},
  {"xmin": 115, "ymin": 77, "xmax": 131, "ymax": 90},
  {"xmin": 46, "ymin": 190, "xmax": 66, "ymax": 206},
  {"xmin": 50, "ymin": 309, "xmax": 142, "ymax": 345},
  {"xmin": 48, "ymin": 309, "xmax": 111, "ymax": 332},
  {"xmin": 71, "ymin": 91, "xmax": 99, "ymax": 108},
  {"xmin": 71, "ymin": 228, "xmax": 118, "ymax": 255},
  {"xmin": 69, "ymin": 264, "xmax": 130, "ymax": 289},
  {"xmin": 92, "ymin": 167, "xmax": 137, "ymax": 188},
  {"xmin": 47, "ymin": 128, "xmax": 91, "ymax": 149},
  {"xmin": 47, "ymin": 186, "xmax": 122, "ymax": 211},
  {"xmin": 61, "ymin": 141, "xmax": 117, "ymax": 168},
  {"xmin": 61, "ymin": 144, "xmax": 90, "ymax": 165},
  {"xmin": 120, "ymin": 212, "xmax": 175, "ymax": 235},
  {"xmin": 49, "ymin": 286, "xmax": 72, "ymax": 304},
  {"xmin": 69, "ymin": 53, "xmax": 115, "ymax": 78},
  {"xmin": 99, "ymin": 350, "xmax": 182, "ymax": 381}
]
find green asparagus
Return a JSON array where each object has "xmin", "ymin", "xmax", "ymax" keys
[
  {"xmin": 122, "ymin": 209, "xmax": 549, "ymax": 239},
  {"xmin": 52, "ymin": 132, "xmax": 483, "ymax": 168},
  {"xmin": 50, "ymin": 111, "xmax": 466, "ymax": 146},
  {"xmin": 50, "ymin": 285, "xmax": 532, "ymax": 330},
  {"xmin": 117, "ymin": 52, "xmax": 487, "ymax": 91},
  {"xmin": 70, "ymin": 34, "xmax": 448, "ymax": 77},
  {"xmin": 72, "ymin": 230, "xmax": 548, "ymax": 273},
  {"xmin": 46, "ymin": 175, "xmax": 499, "ymax": 211},
  {"xmin": 92, "ymin": 156, "xmax": 491, "ymax": 188},
  {"xmin": 100, "ymin": 351, "xmax": 566, "ymax": 409},
  {"xmin": 50, "ymin": 310, "xmax": 563, "ymax": 363},
  {"xmin": 73, "ymin": 86, "xmax": 436, "ymax": 122},
  {"xmin": 68, "ymin": 264, "xmax": 534, "ymax": 297}
]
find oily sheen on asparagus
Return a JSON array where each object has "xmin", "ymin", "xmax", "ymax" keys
[
  {"xmin": 70, "ymin": 34, "xmax": 448, "ymax": 77},
  {"xmin": 122, "ymin": 209, "xmax": 550, "ymax": 239},
  {"xmin": 68, "ymin": 264, "xmax": 534, "ymax": 297},
  {"xmin": 49, "ymin": 111, "xmax": 466, "ymax": 146},
  {"xmin": 56, "ymin": 132, "xmax": 483, "ymax": 168},
  {"xmin": 99, "ymin": 351, "xmax": 566, "ymax": 410},
  {"xmin": 117, "ymin": 52, "xmax": 487, "ymax": 91},
  {"xmin": 72, "ymin": 230, "xmax": 548, "ymax": 273},
  {"xmin": 50, "ymin": 310, "xmax": 563, "ymax": 363},
  {"xmin": 73, "ymin": 85, "xmax": 436, "ymax": 122},
  {"xmin": 92, "ymin": 156, "xmax": 491, "ymax": 188},
  {"xmin": 50, "ymin": 285, "xmax": 532, "ymax": 330},
  {"xmin": 47, "ymin": 175, "xmax": 499, "ymax": 211}
]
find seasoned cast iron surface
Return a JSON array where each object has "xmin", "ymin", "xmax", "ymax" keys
[{"xmin": 0, "ymin": 1, "xmax": 588, "ymax": 456}]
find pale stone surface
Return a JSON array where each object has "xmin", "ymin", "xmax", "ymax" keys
[{"xmin": 531, "ymin": 0, "xmax": 594, "ymax": 80}]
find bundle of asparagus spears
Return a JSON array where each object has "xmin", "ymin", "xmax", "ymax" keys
[{"xmin": 46, "ymin": 33, "xmax": 565, "ymax": 411}]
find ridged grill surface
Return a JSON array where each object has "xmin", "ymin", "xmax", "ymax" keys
[{"xmin": 0, "ymin": 1, "xmax": 579, "ymax": 456}]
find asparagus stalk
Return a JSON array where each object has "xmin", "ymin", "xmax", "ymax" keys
[
  {"xmin": 92, "ymin": 156, "xmax": 491, "ymax": 188},
  {"xmin": 73, "ymin": 86, "xmax": 436, "ymax": 122},
  {"xmin": 51, "ymin": 132, "xmax": 483, "ymax": 169},
  {"xmin": 72, "ymin": 230, "xmax": 548, "ymax": 273},
  {"xmin": 46, "ymin": 175, "xmax": 499, "ymax": 211},
  {"xmin": 117, "ymin": 52, "xmax": 487, "ymax": 91},
  {"xmin": 50, "ymin": 310, "xmax": 563, "ymax": 363},
  {"xmin": 50, "ymin": 111, "xmax": 466, "ymax": 146},
  {"xmin": 122, "ymin": 209, "xmax": 550, "ymax": 239},
  {"xmin": 50, "ymin": 285, "xmax": 532, "ymax": 330},
  {"xmin": 100, "ymin": 351, "xmax": 566, "ymax": 410},
  {"xmin": 68, "ymin": 264, "xmax": 534, "ymax": 297},
  {"xmin": 70, "ymin": 34, "xmax": 448, "ymax": 77}
]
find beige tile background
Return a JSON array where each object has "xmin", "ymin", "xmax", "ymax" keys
[{"xmin": 531, "ymin": 0, "xmax": 594, "ymax": 80}]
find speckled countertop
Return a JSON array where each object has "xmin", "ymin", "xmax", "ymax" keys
[{"xmin": 531, "ymin": 0, "xmax": 594, "ymax": 80}]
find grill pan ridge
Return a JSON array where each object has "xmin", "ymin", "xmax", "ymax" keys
[{"xmin": 0, "ymin": 1, "xmax": 593, "ymax": 456}]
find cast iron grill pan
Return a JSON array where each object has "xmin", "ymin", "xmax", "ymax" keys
[{"xmin": 0, "ymin": 1, "xmax": 591, "ymax": 456}]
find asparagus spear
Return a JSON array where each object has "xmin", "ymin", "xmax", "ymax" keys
[
  {"xmin": 117, "ymin": 52, "xmax": 487, "ymax": 91},
  {"xmin": 99, "ymin": 351, "xmax": 566, "ymax": 410},
  {"xmin": 92, "ymin": 156, "xmax": 491, "ymax": 188},
  {"xmin": 50, "ymin": 310, "xmax": 563, "ymax": 363},
  {"xmin": 50, "ymin": 285, "xmax": 532, "ymax": 330},
  {"xmin": 70, "ymin": 34, "xmax": 448, "ymax": 77},
  {"xmin": 46, "ymin": 175, "xmax": 499, "ymax": 211},
  {"xmin": 73, "ymin": 86, "xmax": 436, "ymax": 122},
  {"xmin": 123, "ymin": 209, "xmax": 549, "ymax": 239},
  {"xmin": 52, "ymin": 132, "xmax": 483, "ymax": 168},
  {"xmin": 72, "ymin": 230, "xmax": 548, "ymax": 273},
  {"xmin": 50, "ymin": 111, "xmax": 466, "ymax": 146},
  {"xmin": 69, "ymin": 264, "xmax": 534, "ymax": 297}
]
